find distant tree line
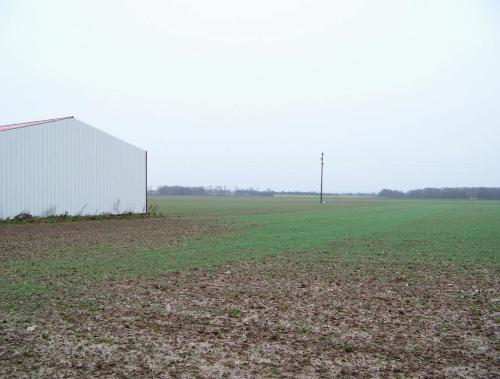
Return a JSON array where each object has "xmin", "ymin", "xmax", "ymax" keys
[
  {"xmin": 155, "ymin": 185, "xmax": 230, "ymax": 196},
  {"xmin": 379, "ymin": 187, "xmax": 500, "ymax": 200},
  {"xmin": 153, "ymin": 186, "xmax": 275, "ymax": 197},
  {"xmin": 150, "ymin": 186, "xmax": 375, "ymax": 197},
  {"xmin": 150, "ymin": 185, "xmax": 500, "ymax": 199}
]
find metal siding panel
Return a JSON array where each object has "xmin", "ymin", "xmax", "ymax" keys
[{"xmin": 0, "ymin": 118, "xmax": 146, "ymax": 219}]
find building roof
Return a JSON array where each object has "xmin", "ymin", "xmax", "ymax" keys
[{"xmin": 0, "ymin": 116, "xmax": 74, "ymax": 132}]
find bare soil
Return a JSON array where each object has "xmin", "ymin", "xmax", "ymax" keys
[
  {"xmin": 0, "ymin": 217, "xmax": 224, "ymax": 263},
  {"xmin": 1, "ymin": 252, "xmax": 498, "ymax": 378}
]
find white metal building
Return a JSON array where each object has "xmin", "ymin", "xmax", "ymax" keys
[{"xmin": 0, "ymin": 116, "xmax": 147, "ymax": 219}]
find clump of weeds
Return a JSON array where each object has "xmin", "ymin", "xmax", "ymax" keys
[
  {"xmin": 227, "ymin": 307, "xmax": 242, "ymax": 318},
  {"xmin": 340, "ymin": 342, "xmax": 354, "ymax": 353}
]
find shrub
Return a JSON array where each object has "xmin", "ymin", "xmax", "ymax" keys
[{"xmin": 14, "ymin": 212, "xmax": 32, "ymax": 221}]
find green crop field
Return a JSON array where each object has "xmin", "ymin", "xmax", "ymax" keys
[
  {"xmin": 1, "ymin": 196, "xmax": 499, "ymax": 377},
  {"xmin": 151, "ymin": 195, "xmax": 500, "ymax": 265}
]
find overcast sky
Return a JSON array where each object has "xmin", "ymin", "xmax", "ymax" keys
[{"xmin": 1, "ymin": 1, "xmax": 499, "ymax": 192}]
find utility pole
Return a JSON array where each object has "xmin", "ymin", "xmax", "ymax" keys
[{"xmin": 320, "ymin": 152, "xmax": 325, "ymax": 204}]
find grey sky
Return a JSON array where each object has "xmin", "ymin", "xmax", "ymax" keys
[{"xmin": 1, "ymin": 0, "xmax": 499, "ymax": 192}]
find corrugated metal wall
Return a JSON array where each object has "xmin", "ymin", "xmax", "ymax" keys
[{"xmin": 0, "ymin": 118, "xmax": 146, "ymax": 219}]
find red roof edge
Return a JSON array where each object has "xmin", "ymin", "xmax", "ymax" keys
[{"xmin": 0, "ymin": 116, "xmax": 74, "ymax": 132}]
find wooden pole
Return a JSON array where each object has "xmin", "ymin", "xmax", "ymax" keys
[{"xmin": 320, "ymin": 152, "xmax": 324, "ymax": 204}]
